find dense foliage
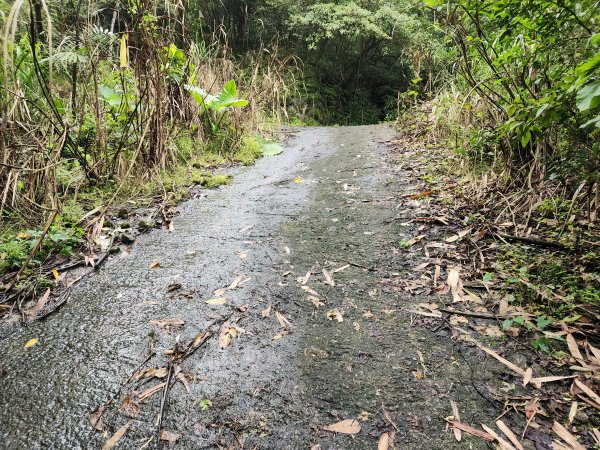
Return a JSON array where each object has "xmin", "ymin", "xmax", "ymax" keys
[
  {"xmin": 427, "ymin": 0, "xmax": 599, "ymax": 193},
  {"xmin": 189, "ymin": 0, "xmax": 449, "ymax": 124},
  {"xmin": 0, "ymin": 0, "xmax": 292, "ymax": 295}
]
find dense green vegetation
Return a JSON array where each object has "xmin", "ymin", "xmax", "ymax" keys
[
  {"xmin": 190, "ymin": 0, "xmax": 449, "ymax": 124},
  {"xmin": 427, "ymin": 0, "xmax": 598, "ymax": 189},
  {"xmin": 0, "ymin": 0, "xmax": 293, "ymax": 298}
]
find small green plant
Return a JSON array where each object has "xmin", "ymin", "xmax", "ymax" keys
[
  {"xmin": 398, "ymin": 239, "xmax": 412, "ymax": 249},
  {"xmin": 502, "ymin": 314, "xmax": 556, "ymax": 352},
  {"xmin": 198, "ymin": 399, "xmax": 212, "ymax": 411},
  {"xmin": 191, "ymin": 172, "xmax": 233, "ymax": 189},
  {"xmin": 0, "ymin": 238, "xmax": 30, "ymax": 273},
  {"xmin": 536, "ymin": 197, "xmax": 575, "ymax": 221}
]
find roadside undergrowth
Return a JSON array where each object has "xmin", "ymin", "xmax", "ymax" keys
[
  {"xmin": 0, "ymin": 0, "xmax": 298, "ymax": 321},
  {"xmin": 0, "ymin": 130, "xmax": 276, "ymax": 324},
  {"xmin": 396, "ymin": 103, "xmax": 600, "ymax": 327},
  {"xmin": 391, "ymin": 107, "xmax": 600, "ymax": 447}
]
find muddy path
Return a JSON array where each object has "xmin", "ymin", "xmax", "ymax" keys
[{"xmin": 0, "ymin": 126, "xmax": 507, "ymax": 449}]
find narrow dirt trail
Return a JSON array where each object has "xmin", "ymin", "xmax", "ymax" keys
[{"xmin": 0, "ymin": 126, "xmax": 503, "ymax": 449}]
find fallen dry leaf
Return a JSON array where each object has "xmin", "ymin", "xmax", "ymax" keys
[
  {"xmin": 450, "ymin": 400, "xmax": 461, "ymax": 442},
  {"xmin": 413, "ymin": 262, "xmax": 430, "ymax": 271},
  {"xmin": 450, "ymin": 315, "xmax": 469, "ymax": 325},
  {"xmin": 84, "ymin": 254, "xmax": 96, "ymax": 267},
  {"xmin": 139, "ymin": 383, "xmax": 166, "ymax": 401},
  {"xmin": 300, "ymin": 285, "xmax": 320, "ymax": 296},
  {"xmin": 404, "ymin": 234, "xmax": 426, "ymax": 247},
  {"xmin": 272, "ymin": 329, "xmax": 288, "ymax": 340},
  {"xmin": 166, "ymin": 283, "xmax": 182, "ymax": 292},
  {"xmin": 160, "ymin": 430, "xmax": 181, "ymax": 443},
  {"xmin": 239, "ymin": 224, "xmax": 254, "ymax": 234},
  {"xmin": 568, "ymin": 402, "xmax": 578, "ymax": 425},
  {"xmin": 481, "ymin": 423, "xmax": 518, "ymax": 450},
  {"xmin": 447, "ymin": 269, "xmax": 464, "ymax": 302},
  {"xmin": 188, "ymin": 331, "xmax": 210, "ymax": 351},
  {"xmin": 307, "ymin": 295, "xmax": 324, "ymax": 308},
  {"xmin": 378, "ymin": 432, "xmax": 390, "ymax": 449},
  {"xmin": 552, "ymin": 421, "xmax": 586, "ymax": 450},
  {"xmin": 149, "ymin": 318, "xmax": 185, "ymax": 329},
  {"xmin": 446, "ymin": 227, "xmax": 472, "ymax": 243},
  {"xmin": 228, "ymin": 275, "xmax": 251, "ymax": 290},
  {"xmin": 587, "ymin": 343, "xmax": 600, "ymax": 365},
  {"xmin": 219, "ymin": 323, "xmax": 245, "ymax": 349},
  {"xmin": 149, "ymin": 261, "xmax": 161, "ymax": 269},
  {"xmin": 101, "ymin": 422, "xmax": 131, "ymax": 450},
  {"xmin": 567, "ymin": 334, "xmax": 588, "ymax": 367},
  {"xmin": 119, "ymin": 393, "xmax": 140, "ymax": 418},
  {"xmin": 89, "ymin": 404, "xmax": 106, "ymax": 432},
  {"xmin": 327, "ymin": 309, "xmax": 343, "ymax": 322},
  {"xmin": 297, "ymin": 271, "xmax": 311, "ymax": 285},
  {"xmin": 262, "ymin": 304, "xmax": 272, "ymax": 317},
  {"xmin": 332, "ymin": 264, "xmax": 350, "ymax": 273},
  {"xmin": 574, "ymin": 379, "xmax": 600, "ymax": 407},
  {"xmin": 132, "ymin": 367, "xmax": 168, "ymax": 381},
  {"xmin": 205, "ymin": 297, "xmax": 227, "ymax": 305},
  {"xmin": 447, "ymin": 420, "xmax": 494, "ymax": 441},
  {"xmin": 177, "ymin": 372, "xmax": 191, "ymax": 393},
  {"xmin": 24, "ymin": 338, "xmax": 38, "ymax": 348},
  {"xmin": 407, "ymin": 190, "xmax": 433, "ymax": 199},
  {"xmin": 322, "ymin": 269, "xmax": 335, "ymax": 286},
  {"xmin": 525, "ymin": 398, "xmax": 538, "ymax": 420},
  {"xmin": 496, "ymin": 420, "xmax": 524, "ymax": 450},
  {"xmin": 275, "ymin": 311, "xmax": 292, "ymax": 328},
  {"xmin": 322, "ymin": 419, "xmax": 361, "ymax": 434},
  {"xmin": 25, "ymin": 288, "xmax": 50, "ymax": 320}
]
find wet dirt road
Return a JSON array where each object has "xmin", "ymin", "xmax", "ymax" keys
[{"xmin": 0, "ymin": 126, "xmax": 504, "ymax": 449}]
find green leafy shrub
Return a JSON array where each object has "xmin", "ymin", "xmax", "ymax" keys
[
  {"xmin": 185, "ymin": 80, "xmax": 249, "ymax": 134},
  {"xmin": 0, "ymin": 239, "xmax": 31, "ymax": 273}
]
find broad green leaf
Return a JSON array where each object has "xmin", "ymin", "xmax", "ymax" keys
[
  {"xmin": 576, "ymin": 81, "xmax": 600, "ymax": 112},
  {"xmin": 576, "ymin": 53, "xmax": 600, "ymax": 78},
  {"xmin": 53, "ymin": 97, "xmax": 65, "ymax": 116},
  {"xmin": 521, "ymin": 130, "xmax": 531, "ymax": 147},
  {"xmin": 261, "ymin": 142, "xmax": 283, "ymax": 156},
  {"xmin": 536, "ymin": 315, "xmax": 552, "ymax": 330},
  {"xmin": 513, "ymin": 316, "xmax": 525, "ymax": 325},
  {"xmin": 212, "ymin": 80, "xmax": 249, "ymax": 111},
  {"xmin": 580, "ymin": 114, "xmax": 600, "ymax": 128},
  {"xmin": 185, "ymin": 84, "xmax": 216, "ymax": 112}
]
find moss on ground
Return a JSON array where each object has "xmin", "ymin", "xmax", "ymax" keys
[{"xmin": 233, "ymin": 136, "xmax": 263, "ymax": 165}]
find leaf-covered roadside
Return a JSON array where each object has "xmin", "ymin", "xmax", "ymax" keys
[{"xmin": 389, "ymin": 117, "xmax": 600, "ymax": 448}]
